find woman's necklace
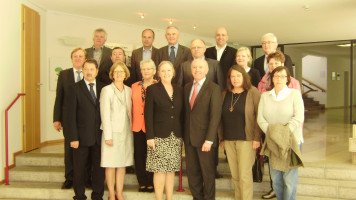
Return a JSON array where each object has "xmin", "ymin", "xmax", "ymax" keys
[{"xmin": 229, "ymin": 92, "xmax": 242, "ymax": 112}]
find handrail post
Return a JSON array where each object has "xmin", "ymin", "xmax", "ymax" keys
[
  {"xmin": 5, "ymin": 93, "xmax": 25, "ymax": 185},
  {"xmin": 176, "ymin": 151, "xmax": 185, "ymax": 192}
]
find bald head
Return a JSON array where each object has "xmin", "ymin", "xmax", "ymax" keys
[
  {"xmin": 191, "ymin": 59, "xmax": 209, "ymax": 82},
  {"xmin": 215, "ymin": 27, "xmax": 229, "ymax": 48}
]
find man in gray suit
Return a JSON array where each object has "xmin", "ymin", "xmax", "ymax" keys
[
  {"xmin": 155, "ymin": 26, "xmax": 191, "ymax": 83},
  {"xmin": 184, "ymin": 59, "xmax": 222, "ymax": 200},
  {"xmin": 131, "ymin": 29, "xmax": 157, "ymax": 81},
  {"xmin": 177, "ymin": 39, "xmax": 224, "ymax": 89},
  {"xmin": 85, "ymin": 28, "xmax": 112, "ymax": 81}
]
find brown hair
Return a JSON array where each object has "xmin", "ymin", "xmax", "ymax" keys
[
  {"xmin": 142, "ymin": 29, "xmax": 155, "ymax": 38},
  {"xmin": 226, "ymin": 65, "xmax": 252, "ymax": 92},
  {"xmin": 267, "ymin": 50, "xmax": 285, "ymax": 63},
  {"xmin": 70, "ymin": 48, "xmax": 87, "ymax": 59},
  {"xmin": 83, "ymin": 59, "xmax": 98, "ymax": 69},
  {"xmin": 109, "ymin": 61, "xmax": 130, "ymax": 81},
  {"xmin": 270, "ymin": 66, "xmax": 291, "ymax": 88},
  {"xmin": 112, "ymin": 47, "xmax": 126, "ymax": 56}
]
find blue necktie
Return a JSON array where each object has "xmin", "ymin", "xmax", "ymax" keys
[
  {"xmin": 169, "ymin": 46, "xmax": 175, "ymax": 64},
  {"xmin": 76, "ymin": 71, "xmax": 81, "ymax": 83},
  {"xmin": 89, "ymin": 83, "xmax": 96, "ymax": 103}
]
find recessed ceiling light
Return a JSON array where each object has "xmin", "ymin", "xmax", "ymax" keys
[
  {"xmin": 140, "ymin": 13, "xmax": 145, "ymax": 19},
  {"xmin": 337, "ymin": 44, "xmax": 354, "ymax": 47},
  {"xmin": 193, "ymin": 25, "xmax": 197, "ymax": 30},
  {"xmin": 169, "ymin": 19, "xmax": 173, "ymax": 25},
  {"xmin": 303, "ymin": 4, "xmax": 310, "ymax": 10}
]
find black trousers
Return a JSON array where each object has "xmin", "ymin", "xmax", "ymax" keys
[
  {"xmin": 185, "ymin": 142, "xmax": 216, "ymax": 200},
  {"xmin": 73, "ymin": 143, "xmax": 105, "ymax": 200},
  {"xmin": 133, "ymin": 131, "xmax": 153, "ymax": 187},
  {"xmin": 64, "ymin": 136, "xmax": 73, "ymax": 181}
]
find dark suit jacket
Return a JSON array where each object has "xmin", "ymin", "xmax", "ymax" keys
[
  {"xmin": 155, "ymin": 44, "xmax": 192, "ymax": 83},
  {"xmin": 66, "ymin": 80, "xmax": 104, "ymax": 147},
  {"xmin": 131, "ymin": 46, "xmax": 158, "ymax": 81},
  {"xmin": 85, "ymin": 46, "xmax": 112, "ymax": 81},
  {"xmin": 253, "ymin": 54, "xmax": 294, "ymax": 77},
  {"xmin": 144, "ymin": 82, "xmax": 183, "ymax": 140},
  {"xmin": 177, "ymin": 58, "xmax": 224, "ymax": 89},
  {"xmin": 99, "ymin": 60, "xmax": 136, "ymax": 87},
  {"xmin": 205, "ymin": 45, "xmax": 237, "ymax": 88},
  {"xmin": 184, "ymin": 80, "xmax": 222, "ymax": 147},
  {"xmin": 53, "ymin": 68, "xmax": 75, "ymax": 136}
]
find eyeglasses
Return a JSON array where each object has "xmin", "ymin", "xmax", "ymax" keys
[
  {"xmin": 273, "ymin": 75, "xmax": 287, "ymax": 79},
  {"xmin": 113, "ymin": 70, "xmax": 125, "ymax": 74},
  {"xmin": 262, "ymin": 41, "xmax": 276, "ymax": 45}
]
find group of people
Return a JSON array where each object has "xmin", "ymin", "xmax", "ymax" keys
[{"xmin": 53, "ymin": 26, "xmax": 304, "ymax": 200}]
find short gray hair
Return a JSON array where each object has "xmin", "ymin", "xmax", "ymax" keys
[
  {"xmin": 93, "ymin": 28, "xmax": 107, "ymax": 40},
  {"xmin": 261, "ymin": 33, "xmax": 277, "ymax": 43},
  {"xmin": 140, "ymin": 59, "xmax": 156, "ymax": 70}
]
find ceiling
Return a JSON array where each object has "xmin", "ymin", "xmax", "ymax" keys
[{"xmin": 28, "ymin": 0, "xmax": 356, "ymax": 46}]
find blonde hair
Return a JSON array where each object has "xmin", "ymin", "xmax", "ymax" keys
[
  {"xmin": 236, "ymin": 47, "xmax": 252, "ymax": 66},
  {"xmin": 70, "ymin": 48, "xmax": 87, "ymax": 59},
  {"xmin": 109, "ymin": 61, "xmax": 130, "ymax": 81},
  {"xmin": 157, "ymin": 61, "xmax": 175, "ymax": 80}
]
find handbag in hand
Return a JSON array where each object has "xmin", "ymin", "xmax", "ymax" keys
[{"xmin": 252, "ymin": 147, "xmax": 263, "ymax": 182}]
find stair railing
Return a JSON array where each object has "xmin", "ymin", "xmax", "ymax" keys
[
  {"xmin": 4, "ymin": 93, "xmax": 25, "ymax": 185},
  {"xmin": 302, "ymin": 78, "xmax": 326, "ymax": 96}
]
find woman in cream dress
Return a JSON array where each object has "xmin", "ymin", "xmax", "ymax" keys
[{"xmin": 100, "ymin": 61, "xmax": 134, "ymax": 200}]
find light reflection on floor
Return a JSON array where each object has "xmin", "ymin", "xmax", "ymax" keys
[{"xmin": 31, "ymin": 108, "xmax": 355, "ymax": 169}]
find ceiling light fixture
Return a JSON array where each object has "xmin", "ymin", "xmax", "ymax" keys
[
  {"xmin": 303, "ymin": 4, "xmax": 310, "ymax": 10},
  {"xmin": 169, "ymin": 19, "xmax": 173, "ymax": 25},
  {"xmin": 337, "ymin": 44, "xmax": 354, "ymax": 47},
  {"xmin": 193, "ymin": 25, "xmax": 197, "ymax": 30},
  {"xmin": 140, "ymin": 13, "xmax": 144, "ymax": 19}
]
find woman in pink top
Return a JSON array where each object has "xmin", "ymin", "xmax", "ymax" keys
[
  {"xmin": 258, "ymin": 51, "xmax": 301, "ymax": 94},
  {"xmin": 131, "ymin": 59, "xmax": 157, "ymax": 193}
]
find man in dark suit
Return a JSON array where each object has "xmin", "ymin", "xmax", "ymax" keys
[
  {"xmin": 53, "ymin": 48, "xmax": 86, "ymax": 189},
  {"xmin": 131, "ymin": 29, "xmax": 157, "ymax": 81},
  {"xmin": 99, "ymin": 47, "xmax": 136, "ymax": 87},
  {"xmin": 66, "ymin": 59, "xmax": 105, "ymax": 200},
  {"xmin": 253, "ymin": 33, "xmax": 294, "ymax": 78},
  {"xmin": 177, "ymin": 39, "xmax": 224, "ymax": 89},
  {"xmin": 155, "ymin": 26, "xmax": 191, "ymax": 83},
  {"xmin": 184, "ymin": 59, "xmax": 222, "ymax": 200},
  {"xmin": 205, "ymin": 27, "xmax": 237, "ymax": 89},
  {"xmin": 85, "ymin": 28, "xmax": 112, "ymax": 82}
]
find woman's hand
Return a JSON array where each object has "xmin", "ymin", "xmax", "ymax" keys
[
  {"xmin": 220, "ymin": 140, "xmax": 225, "ymax": 149},
  {"xmin": 147, "ymin": 139, "xmax": 155, "ymax": 150},
  {"xmin": 252, "ymin": 141, "xmax": 260, "ymax": 150},
  {"xmin": 105, "ymin": 139, "xmax": 113, "ymax": 146}
]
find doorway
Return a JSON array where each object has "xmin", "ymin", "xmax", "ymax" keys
[{"xmin": 21, "ymin": 5, "xmax": 41, "ymax": 152}]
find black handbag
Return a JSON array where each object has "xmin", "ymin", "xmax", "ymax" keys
[{"xmin": 252, "ymin": 147, "xmax": 263, "ymax": 182}]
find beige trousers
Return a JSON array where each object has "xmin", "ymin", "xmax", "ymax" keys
[{"xmin": 225, "ymin": 140, "xmax": 256, "ymax": 200}]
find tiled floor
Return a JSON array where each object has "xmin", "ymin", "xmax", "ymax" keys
[{"xmin": 30, "ymin": 108, "xmax": 355, "ymax": 169}]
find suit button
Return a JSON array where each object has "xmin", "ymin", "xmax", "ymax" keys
[
  {"xmin": 171, "ymin": 106, "xmax": 174, "ymax": 109},
  {"xmin": 171, "ymin": 116, "xmax": 174, "ymax": 119}
]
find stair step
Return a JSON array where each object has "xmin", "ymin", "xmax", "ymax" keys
[{"xmin": 16, "ymin": 153, "xmax": 64, "ymax": 167}]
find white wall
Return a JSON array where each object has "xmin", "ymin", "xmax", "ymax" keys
[
  {"xmin": 0, "ymin": 0, "xmax": 24, "ymax": 182},
  {"xmin": 302, "ymin": 55, "xmax": 327, "ymax": 105}
]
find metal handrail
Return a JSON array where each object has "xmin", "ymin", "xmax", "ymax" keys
[
  {"xmin": 302, "ymin": 78, "xmax": 326, "ymax": 92},
  {"xmin": 5, "ymin": 93, "xmax": 25, "ymax": 185}
]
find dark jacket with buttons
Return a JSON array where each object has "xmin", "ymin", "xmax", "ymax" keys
[{"xmin": 144, "ymin": 81, "xmax": 184, "ymax": 139}]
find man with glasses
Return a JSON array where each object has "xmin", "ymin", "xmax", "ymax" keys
[
  {"xmin": 253, "ymin": 33, "xmax": 294, "ymax": 78},
  {"xmin": 177, "ymin": 39, "xmax": 224, "ymax": 89}
]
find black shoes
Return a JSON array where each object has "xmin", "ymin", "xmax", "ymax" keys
[
  {"xmin": 61, "ymin": 180, "xmax": 73, "ymax": 189},
  {"xmin": 138, "ymin": 186, "xmax": 154, "ymax": 192},
  {"xmin": 215, "ymin": 172, "xmax": 223, "ymax": 179},
  {"xmin": 262, "ymin": 189, "xmax": 276, "ymax": 199}
]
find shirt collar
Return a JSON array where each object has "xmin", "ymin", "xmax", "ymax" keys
[
  {"xmin": 142, "ymin": 46, "xmax": 153, "ymax": 52},
  {"xmin": 193, "ymin": 77, "xmax": 206, "ymax": 86},
  {"xmin": 73, "ymin": 68, "xmax": 82, "ymax": 73},
  {"xmin": 215, "ymin": 44, "xmax": 227, "ymax": 51},
  {"xmin": 169, "ymin": 43, "xmax": 179, "ymax": 49},
  {"xmin": 269, "ymin": 85, "xmax": 290, "ymax": 100},
  {"xmin": 92, "ymin": 46, "xmax": 103, "ymax": 51},
  {"xmin": 84, "ymin": 79, "xmax": 96, "ymax": 85}
]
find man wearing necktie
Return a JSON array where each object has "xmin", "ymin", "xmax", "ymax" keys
[
  {"xmin": 183, "ymin": 59, "xmax": 222, "ymax": 200},
  {"xmin": 66, "ymin": 59, "xmax": 105, "ymax": 200},
  {"xmin": 155, "ymin": 26, "xmax": 191, "ymax": 83},
  {"xmin": 53, "ymin": 48, "xmax": 86, "ymax": 189}
]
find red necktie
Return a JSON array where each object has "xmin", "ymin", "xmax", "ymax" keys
[{"xmin": 190, "ymin": 82, "xmax": 199, "ymax": 109}]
